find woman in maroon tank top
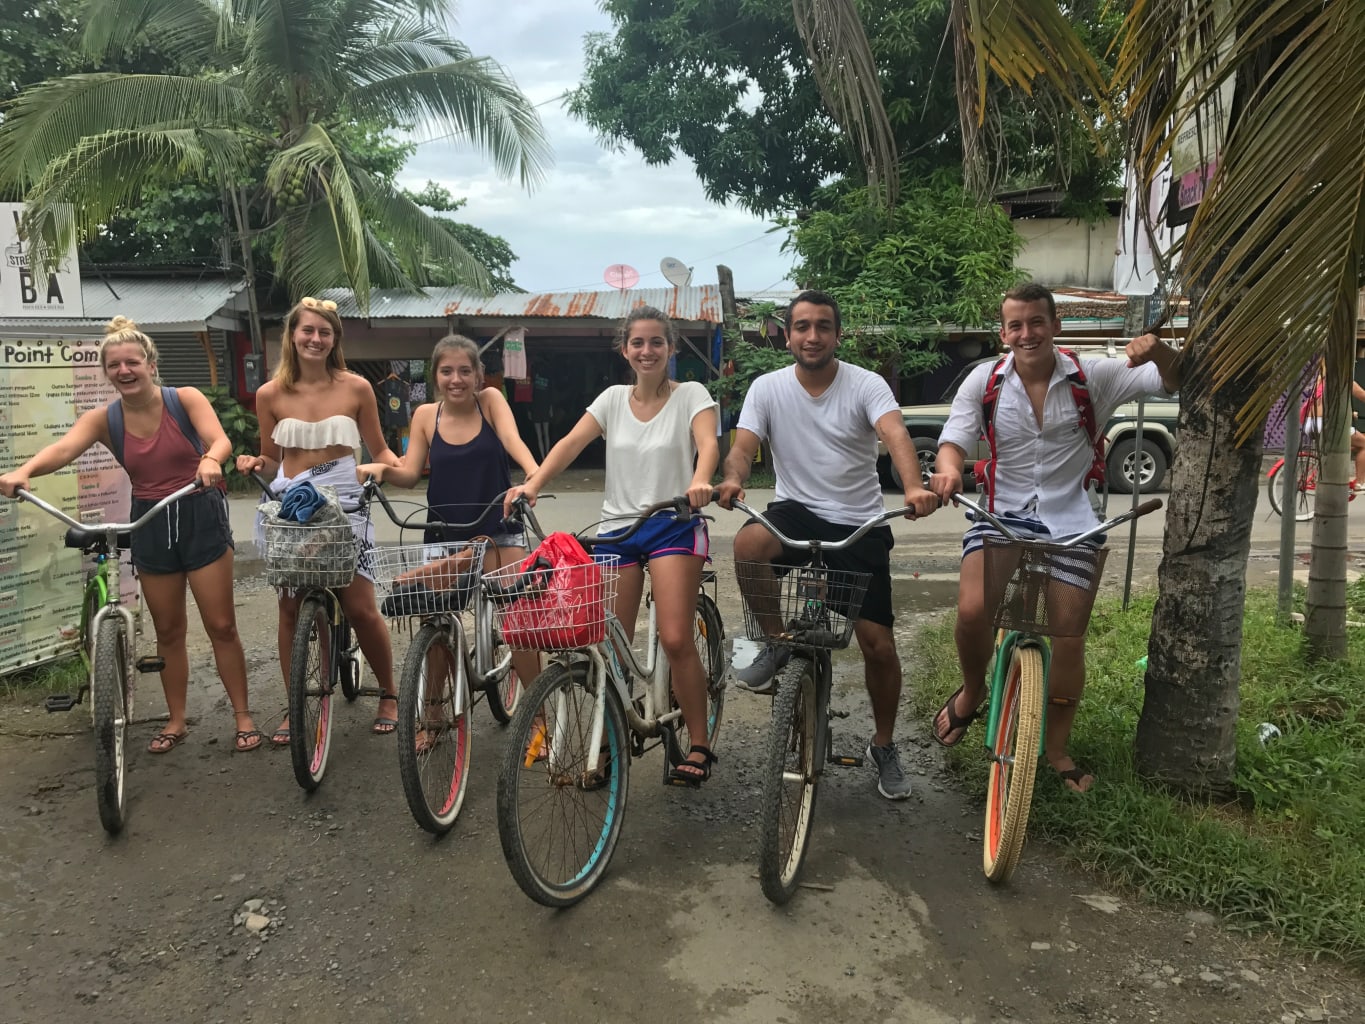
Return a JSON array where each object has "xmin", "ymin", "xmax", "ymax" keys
[{"xmin": 0, "ymin": 317, "xmax": 260, "ymax": 754}]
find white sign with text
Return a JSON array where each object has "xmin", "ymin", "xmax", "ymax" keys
[{"xmin": 0, "ymin": 203, "xmax": 84, "ymax": 318}]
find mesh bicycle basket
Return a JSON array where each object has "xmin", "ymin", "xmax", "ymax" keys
[
  {"xmin": 981, "ymin": 536, "xmax": 1108, "ymax": 638},
  {"xmin": 483, "ymin": 554, "xmax": 620, "ymax": 651},
  {"xmin": 369, "ymin": 539, "xmax": 487, "ymax": 618},
  {"xmin": 262, "ymin": 509, "xmax": 364, "ymax": 589},
  {"xmin": 734, "ymin": 562, "xmax": 871, "ymax": 650}
]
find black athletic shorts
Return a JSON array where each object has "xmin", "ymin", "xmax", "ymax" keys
[
  {"xmin": 130, "ymin": 488, "xmax": 234, "ymax": 575},
  {"xmin": 743, "ymin": 499, "xmax": 895, "ymax": 627}
]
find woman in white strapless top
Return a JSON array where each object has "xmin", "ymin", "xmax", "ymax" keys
[{"xmin": 235, "ymin": 297, "xmax": 403, "ymax": 742}]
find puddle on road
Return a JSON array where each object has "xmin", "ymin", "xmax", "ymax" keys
[{"xmin": 889, "ymin": 574, "xmax": 959, "ymax": 614}]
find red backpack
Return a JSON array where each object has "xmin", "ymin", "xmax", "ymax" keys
[{"xmin": 973, "ymin": 348, "xmax": 1105, "ymax": 511}]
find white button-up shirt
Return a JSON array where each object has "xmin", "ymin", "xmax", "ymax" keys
[{"xmin": 939, "ymin": 350, "xmax": 1167, "ymax": 537}]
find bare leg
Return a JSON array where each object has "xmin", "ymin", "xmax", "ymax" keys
[
  {"xmin": 934, "ymin": 549, "xmax": 991, "ymax": 744},
  {"xmin": 138, "ymin": 571, "xmax": 191, "ymax": 749},
  {"xmin": 650, "ymin": 555, "xmax": 711, "ymax": 777},
  {"xmin": 337, "ymin": 576, "xmax": 397, "ymax": 732},
  {"xmin": 853, "ymin": 618, "xmax": 902, "ymax": 747},
  {"xmin": 186, "ymin": 547, "xmax": 259, "ymax": 749},
  {"xmin": 1043, "ymin": 634, "xmax": 1092, "ymax": 792},
  {"xmin": 274, "ymin": 590, "xmax": 303, "ymax": 740},
  {"xmin": 732, "ymin": 521, "xmax": 785, "ymax": 636}
]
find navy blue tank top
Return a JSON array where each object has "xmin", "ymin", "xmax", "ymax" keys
[{"xmin": 425, "ymin": 397, "xmax": 513, "ymax": 542}]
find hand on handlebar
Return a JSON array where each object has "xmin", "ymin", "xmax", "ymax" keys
[
  {"xmin": 0, "ymin": 471, "xmax": 30, "ymax": 499},
  {"xmin": 685, "ymin": 481, "xmax": 715, "ymax": 512},
  {"xmin": 929, "ymin": 467, "xmax": 964, "ymax": 506},
  {"xmin": 714, "ymin": 479, "xmax": 744, "ymax": 510},
  {"xmin": 902, "ymin": 482, "xmax": 939, "ymax": 519},
  {"xmin": 235, "ymin": 454, "xmax": 265, "ymax": 476},
  {"xmin": 195, "ymin": 458, "xmax": 224, "ymax": 489},
  {"xmin": 503, "ymin": 483, "xmax": 538, "ymax": 520}
]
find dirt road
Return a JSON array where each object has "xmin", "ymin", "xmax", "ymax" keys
[{"xmin": 2, "ymin": 482, "xmax": 1361, "ymax": 1024}]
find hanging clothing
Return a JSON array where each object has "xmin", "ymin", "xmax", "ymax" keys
[{"xmin": 503, "ymin": 327, "xmax": 528, "ymax": 379}]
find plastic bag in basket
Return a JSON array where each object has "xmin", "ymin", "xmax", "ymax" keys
[{"xmin": 498, "ymin": 533, "xmax": 606, "ymax": 649}]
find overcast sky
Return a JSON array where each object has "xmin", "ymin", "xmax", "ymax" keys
[{"xmin": 399, "ymin": 0, "xmax": 795, "ymax": 296}]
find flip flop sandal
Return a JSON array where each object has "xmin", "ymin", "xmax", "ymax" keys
[
  {"xmin": 373, "ymin": 695, "xmax": 399, "ymax": 735},
  {"xmin": 147, "ymin": 730, "xmax": 187, "ymax": 754},
  {"xmin": 234, "ymin": 729, "xmax": 264, "ymax": 753},
  {"xmin": 269, "ymin": 726, "xmax": 291, "ymax": 747},
  {"xmin": 931, "ymin": 686, "xmax": 986, "ymax": 748}
]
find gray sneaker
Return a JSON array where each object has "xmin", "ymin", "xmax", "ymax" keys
[
  {"xmin": 866, "ymin": 741, "xmax": 912, "ymax": 800},
  {"xmin": 732, "ymin": 642, "xmax": 791, "ymax": 694}
]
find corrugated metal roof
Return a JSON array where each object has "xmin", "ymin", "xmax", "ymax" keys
[
  {"xmin": 318, "ymin": 285, "xmax": 724, "ymax": 323},
  {"xmin": 0, "ymin": 276, "xmax": 245, "ymax": 329}
]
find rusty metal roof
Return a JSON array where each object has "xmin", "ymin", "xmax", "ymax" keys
[
  {"xmin": 0, "ymin": 276, "xmax": 246, "ymax": 331},
  {"xmin": 318, "ymin": 285, "xmax": 724, "ymax": 323}
]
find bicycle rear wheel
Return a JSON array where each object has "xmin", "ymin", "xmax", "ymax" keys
[
  {"xmin": 672, "ymin": 592, "xmax": 726, "ymax": 760},
  {"xmin": 288, "ymin": 594, "xmax": 335, "ymax": 791},
  {"xmin": 983, "ymin": 643, "xmax": 1045, "ymax": 883},
  {"xmin": 496, "ymin": 662, "xmax": 629, "ymax": 907},
  {"xmin": 338, "ymin": 619, "xmax": 362, "ymax": 702},
  {"xmin": 757, "ymin": 656, "xmax": 819, "ymax": 905},
  {"xmin": 397, "ymin": 622, "xmax": 473, "ymax": 835},
  {"xmin": 1267, "ymin": 451, "xmax": 1318, "ymax": 521},
  {"xmin": 477, "ymin": 595, "xmax": 520, "ymax": 724},
  {"xmin": 92, "ymin": 617, "xmax": 129, "ymax": 834}
]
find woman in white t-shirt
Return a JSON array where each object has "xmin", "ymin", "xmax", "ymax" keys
[{"xmin": 504, "ymin": 307, "xmax": 720, "ymax": 785}]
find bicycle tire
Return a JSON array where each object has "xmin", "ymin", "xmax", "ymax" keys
[
  {"xmin": 496, "ymin": 662, "xmax": 630, "ymax": 907},
  {"xmin": 397, "ymin": 622, "xmax": 473, "ymax": 835},
  {"xmin": 672, "ymin": 592, "xmax": 726, "ymax": 761},
  {"xmin": 80, "ymin": 577, "xmax": 105, "ymax": 663},
  {"xmin": 92, "ymin": 617, "xmax": 129, "ymax": 834},
  {"xmin": 757, "ymin": 657, "xmax": 819, "ymax": 905},
  {"xmin": 983, "ymin": 643, "xmax": 1045, "ymax": 883},
  {"xmin": 477, "ymin": 596, "xmax": 520, "ymax": 724},
  {"xmin": 1267, "ymin": 451, "xmax": 1317, "ymax": 522},
  {"xmin": 288, "ymin": 594, "xmax": 335, "ymax": 791},
  {"xmin": 338, "ymin": 619, "xmax": 362, "ymax": 702}
]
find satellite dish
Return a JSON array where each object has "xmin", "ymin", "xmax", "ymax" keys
[
  {"xmin": 603, "ymin": 263, "xmax": 640, "ymax": 290},
  {"xmin": 660, "ymin": 257, "xmax": 692, "ymax": 288}
]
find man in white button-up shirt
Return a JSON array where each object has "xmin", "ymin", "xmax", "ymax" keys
[{"xmin": 927, "ymin": 283, "xmax": 1182, "ymax": 792}]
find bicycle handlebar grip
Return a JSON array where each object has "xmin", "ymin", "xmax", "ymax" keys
[
  {"xmin": 249, "ymin": 471, "xmax": 274, "ymax": 497},
  {"xmin": 1135, "ymin": 497, "xmax": 1164, "ymax": 516}
]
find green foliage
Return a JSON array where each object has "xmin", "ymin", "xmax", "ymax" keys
[
  {"xmin": 570, "ymin": 0, "xmax": 1120, "ymax": 214},
  {"xmin": 913, "ymin": 589, "xmax": 1365, "ymax": 964},
  {"xmin": 402, "ymin": 181, "xmax": 522, "ymax": 292},
  {"xmin": 0, "ymin": 0, "xmax": 550, "ymax": 312},
  {"xmin": 200, "ymin": 385, "xmax": 258, "ymax": 465}
]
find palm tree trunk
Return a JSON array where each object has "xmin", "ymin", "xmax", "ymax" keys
[
  {"xmin": 229, "ymin": 185, "xmax": 263, "ymax": 353},
  {"xmin": 1304, "ymin": 362, "xmax": 1353, "ymax": 660},
  {"xmin": 1135, "ymin": 336, "xmax": 1260, "ymax": 800}
]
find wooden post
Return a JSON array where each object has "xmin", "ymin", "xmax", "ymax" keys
[{"xmin": 716, "ymin": 265, "xmax": 739, "ymax": 462}]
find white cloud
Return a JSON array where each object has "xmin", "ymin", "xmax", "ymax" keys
[{"xmin": 400, "ymin": 0, "xmax": 795, "ymax": 295}]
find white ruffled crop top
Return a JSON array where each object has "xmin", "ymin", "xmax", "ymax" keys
[{"xmin": 272, "ymin": 415, "xmax": 362, "ymax": 450}]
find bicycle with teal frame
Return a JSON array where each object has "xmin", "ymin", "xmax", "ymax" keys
[
  {"xmin": 950, "ymin": 493, "xmax": 1161, "ymax": 882},
  {"xmin": 9, "ymin": 481, "xmax": 200, "ymax": 833}
]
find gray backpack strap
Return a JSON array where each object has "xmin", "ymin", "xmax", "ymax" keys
[
  {"xmin": 106, "ymin": 398, "xmax": 125, "ymax": 466},
  {"xmin": 161, "ymin": 386, "xmax": 205, "ymax": 455}
]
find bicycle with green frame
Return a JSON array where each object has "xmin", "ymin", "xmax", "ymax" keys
[
  {"xmin": 9, "ymin": 481, "xmax": 200, "ymax": 834},
  {"xmin": 950, "ymin": 493, "xmax": 1162, "ymax": 883}
]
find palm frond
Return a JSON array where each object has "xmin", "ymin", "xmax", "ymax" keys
[
  {"xmin": 79, "ymin": 0, "xmax": 223, "ymax": 67},
  {"xmin": 949, "ymin": 0, "xmax": 1109, "ymax": 197},
  {"xmin": 791, "ymin": 0, "xmax": 899, "ymax": 207},
  {"xmin": 0, "ymin": 74, "xmax": 248, "ymax": 191},
  {"xmin": 357, "ymin": 178, "xmax": 492, "ymax": 293},
  {"xmin": 346, "ymin": 54, "xmax": 550, "ymax": 189}
]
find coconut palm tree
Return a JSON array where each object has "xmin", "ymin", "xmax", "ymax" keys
[{"xmin": 0, "ymin": 0, "xmax": 551, "ymax": 334}]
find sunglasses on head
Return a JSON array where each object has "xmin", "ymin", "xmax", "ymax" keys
[{"xmin": 299, "ymin": 296, "xmax": 338, "ymax": 312}]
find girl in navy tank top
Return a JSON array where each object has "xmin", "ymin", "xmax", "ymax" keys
[{"xmin": 361, "ymin": 335, "xmax": 542, "ymax": 719}]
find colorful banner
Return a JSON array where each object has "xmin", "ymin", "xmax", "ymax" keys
[{"xmin": 0, "ymin": 335, "xmax": 131, "ymax": 675}]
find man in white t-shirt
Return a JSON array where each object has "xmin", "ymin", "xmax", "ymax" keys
[
  {"xmin": 928, "ymin": 282, "xmax": 1182, "ymax": 793},
  {"xmin": 716, "ymin": 290, "xmax": 939, "ymax": 801}
]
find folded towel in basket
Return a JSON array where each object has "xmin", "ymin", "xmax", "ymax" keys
[{"xmin": 279, "ymin": 481, "xmax": 329, "ymax": 523}]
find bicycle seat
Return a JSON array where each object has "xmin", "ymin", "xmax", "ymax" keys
[{"xmin": 64, "ymin": 527, "xmax": 127, "ymax": 551}]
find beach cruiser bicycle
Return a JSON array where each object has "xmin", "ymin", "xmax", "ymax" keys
[
  {"xmin": 493, "ymin": 497, "xmax": 726, "ymax": 907},
  {"xmin": 950, "ymin": 493, "xmax": 1161, "ymax": 882},
  {"xmin": 366, "ymin": 489, "xmax": 540, "ymax": 835},
  {"xmin": 9, "ymin": 481, "xmax": 200, "ymax": 833},
  {"xmin": 727, "ymin": 497, "xmax": 913, "ymax": 905},
  {"xmin": 1266, "ymin": 435, "xmax": 1357, "ymax": 521},
  {"xmin": 252, "ymin": 472, "xmax": 390, "ymax": 792}
]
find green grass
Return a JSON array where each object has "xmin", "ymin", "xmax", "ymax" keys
[
  {"xmin": 912, "ymin": 587, "xmax": 1365, "ymax": 965},
  {"xmin": 2, "ymin": 655, "xmax": 85, "ymax": 702}
]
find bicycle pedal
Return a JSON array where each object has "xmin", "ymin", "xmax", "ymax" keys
[
  {"xmin": 44, "ymin": 694, "xmax": 79, "ymax": 712},
  {"xmin": 829, "ymin": 754, "xmax": 864, "ymax": 767},
  {"xmin": 136, "ymin": 656, "xmax": 165, "ymax": 673}
]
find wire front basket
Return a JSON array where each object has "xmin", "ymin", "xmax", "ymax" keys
[
  {"xmin": 262, "ymin": 512, "xmax": 364, "ymax": 589},
  {"xmin": 734, "ymin": 562, "xmax": 870, "ymax": 650},
  {"xmin": 369, "ymin": 539, "xmax": 487, "ymax": 618},
  {"xmin": 981, "ymin": 536, "xmax": 1108, "ymax": 638},
  {"xmin": 484, "ymin": 554, "xmax": 620, "ymax": 651}
]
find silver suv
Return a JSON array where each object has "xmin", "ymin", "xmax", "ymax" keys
[{"xmin": 879, "ymin": 347, "xmax": 1178, "ymax": 494}]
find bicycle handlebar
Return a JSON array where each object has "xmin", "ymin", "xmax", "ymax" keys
[
  {"xmin": 726, "ymin": 495, "xmax": 911, "ymax": 551},
  {"xmin": 13, "ymin": 480, "xmax": 202, "ymax": 534},
  {"xmin": 950, "ymin": 493, "xmax": 1163, "ymax": 548}
]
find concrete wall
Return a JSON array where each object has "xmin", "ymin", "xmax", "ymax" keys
[{"xmin": 1014, "ymin": 217, "xmax": 1120, "ymax": 290}]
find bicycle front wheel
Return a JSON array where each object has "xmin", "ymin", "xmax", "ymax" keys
[
  {"xmin": 983, "ymin": 643, "xmax": 1045, "ymax": 883},
  {"xmin": 92, "ymin": 617, "xmax": 129, "ymax": 834},
  {"xmin": 672, "ymin": 592, "xmax": 726, "ymax": 760},
  {"xmin": 757, "ymin": 656, "xmax": 819, "ymax": 905},
  {"xmin": 1267, "ymin": 451, "xmax": 1318, "ymax": 522},
  {"xmin": 496, "ymin": 662, "xmax": 630, "ymax": 907},
  {"xmin": 477, "ymin": 595, "xmax": 520, "ymax": 724},
  {"xmin": 288, "ymin": 594, "xmax": 335, "ymax": 791},
  {"xmin": 397, "ymin": 622, "xmax": 473, "ymax": 835}
]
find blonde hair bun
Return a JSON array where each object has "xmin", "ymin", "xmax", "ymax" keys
[{"xmin": 105, "ymin": 315, "xmax": 140, "ymax": 335}]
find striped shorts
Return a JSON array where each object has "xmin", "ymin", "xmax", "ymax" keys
[{"xmin": 963, "ymin": 509, "xmax": 1104, "ymax": 592}]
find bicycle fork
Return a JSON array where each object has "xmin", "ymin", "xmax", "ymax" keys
[{"xmin": 45, "ymin": 604, "xmax": 164, "ymax": 714}]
